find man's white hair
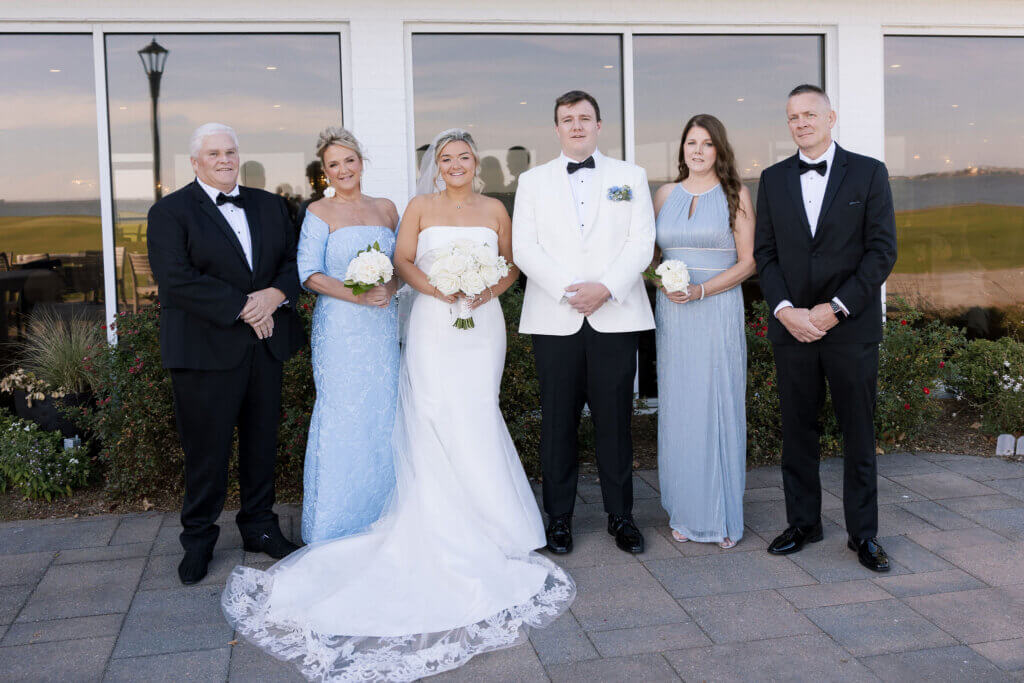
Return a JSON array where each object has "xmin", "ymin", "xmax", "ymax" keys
[{"xmin": 189, "ymin": 123, "xmax": 239, "ymax": 158}]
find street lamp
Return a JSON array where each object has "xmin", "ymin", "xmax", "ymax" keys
[{"xmin": 138, "ymin": 37, "xmax": 169, "ymax": 201}]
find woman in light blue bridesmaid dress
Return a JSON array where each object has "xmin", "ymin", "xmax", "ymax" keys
[
  {"xmin": 652, "ymin": 114, "xmax": 757, "ymax": 549},
  {"xmin": 296, "ymin": 127, "xmax": 400, "ymax": 543}
]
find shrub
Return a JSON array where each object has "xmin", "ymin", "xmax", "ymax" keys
[
  {"xmin": 499, "ymin": 282, "xmax": 543, "ymax": 478},
  {"xmin": 20, "ymin": 308, "xmax": 104, "ymax": 394},
  {"xmin": 0, "ymin": 408, "xmax": 91, "ymax": 500},
  {"xmin": 951, "ymin": 337, "xmax": 1024, "ymax": 434},
  {"xmin": 276, "ymin": 294, "xmax": 317, "ymax": 489}
]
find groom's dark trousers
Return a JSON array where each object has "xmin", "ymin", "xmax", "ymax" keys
[
  {"xmin": 533, "ymin": 320, "xmax": 638, "ymax": 518},
  {"xmin": 148, "ymin": 181, "xmax": 303, "ymax": 555},
  {"xmin": 754, "ymin": 144, "xmax": 897, "ymax": 541}
]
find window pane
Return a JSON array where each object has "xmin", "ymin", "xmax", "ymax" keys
[
  {"xmin": 412, "ymin": 33, "xmax": 624, "ymax": 214},
  {"xmin": 0, "ymin": 34, "xmax": 102, "ymax": 370},
  {"xmin": 885, "ymin": 36, "xmax": 1024, "ymax": 335},
  {"xmin": 105, "ymin": 33, "xmax": 343, "ymax": 310}
]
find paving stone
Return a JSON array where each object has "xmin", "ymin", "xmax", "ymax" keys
[
  {"xmin": 803, "ymin": 598, "xmax": 955, "ymax": 656},
  {"xmin": 105, "ymin": 647, "xmax": 231, "ymax": 682},
  {"xmin": 152, "ymin": 522, "xmax": 243, "ymax": 554},
  {"xmin": 739, "ymin": 500, "xmax": 791, "ymax": 534},
  {"xmin": 227, "ymin": 640, "xmax": 305, "ymax": 681},
  {"xmin": 539, "ymin": 530, "xmax": 639, "ymax": 569},
  {"xmin": 569, "ymin": 563, "xmax": 688, "ymax": 631},
  {"xmin": 742, "ymin": 486, "xmax": 785, "ymax": 503},
  {"xmin": 898, "ymin": 500, "xmax": 979, "ymax": 530},
  {"xmin": 778, "ymin": 579, "xmax": 890, "ymax": 609},
  {"xmin": 935, "ymin": 541, "xmax": 1024, "ymax": 586},
  {"xmin": 17, "ymin": 557, "xmax": 145, "ymax": 621},
  {"xmin": 426, "ymin": 641, "xmax": 548, "ymax": 682},
  {"xmin": 645, "ymin": 549, "xmax": 815, "ymax": 598},
  {"xmin": 906, "ymin": 586, "xmax": 1024, "ymax": 643},
  {"xmin": 0, "ymin": 517, "xmax": 118, "ymax": 553},
  {"xmin": 823, "ymin": 503, "xmax": 940, "ymax": 536},
  {"xmin": 568, "ymin": 503, "xmax": 613, "ymax": 534},
  {"xmin": 908, "ymin": 527, "xmax": 1010, "ymax": 554},
  {"xmin": 52, "ymin": 542, "xmax": 153, "ymax": 565},
  {"xmin": 0, "ymin": 635, "xmax": 116, "ymax": 681},
  {"xmin": 989, "ymin": 478, "xmax": 1024, "ymax": 502},
  {"xmin": 638, "ymin": 526, "xmax": 690, "ymax": 560},
  {"xmin": 546, "ymin": 652, "xmax": 680, "ymax": 682},
  {"xmin": 785, "ymin": 532, "xmax": 909, "ymax": 583},
  {"xmin": 876, "ymin": 453, "xmax": 945, "ymax": 477},
  {"xmin": 109, "ymin": 513, "xmax": 163, "ymax": 545},
  {"xmin": 587, "ymin": 621, "xmax": 710, "ymax": 657},
  {"xmin": 663, "ymin": 633, "xmax": 877, "ymax": 682},
  {"xmin": 875, "ymin": 476, "xmax": 928, "ymax": 504},
  {"xmin": 577, "ymin": 475, "xmax": 658, "ymax": 504},
  {"xmin": 2, "ymin": 613, "xmax": 122, "ymax": 646},
  {"xmin": 971, "ymin": 638, "xmax": 1024, "ymax": 671},
  {"xmin": 527, "ymin": 610, "xmax": 598, "ymax": 666},
  {"xmin": 891, "ymin": 472, "xmax": 1000, "ymax": 500},
  {"xmin": 0, "ymin": 584, "xmax": 32, "ymax": 624},
  {"xmin": 114, "ymin": 585, "xmax": 233, "ymax": 658},
  {"xmin": 636, "ymin": 469, "xmax": 660, "ymax": 492},
  {"xmin": 630, "ymin": 497, "xmax": 671, "ymax": 529},
  {"xmin": 941, "ymin": 457, "xmax": 1024, "ymax": 481},
  {"xmin": 969, "ymin": 507, "xmax": 1024, "ymax": 540},
  {"xmin": 860, "ymin": 644, "xmax": 1007, "ymax": 682},
  {"xmin": 651, "ymin": 525, "xmax": 766, "ymax": 557},
  {"xmin": 744, "ymin": 467, "xmax": 783, "ymax": 489},
  {"xmin": 873, "ymin": 567, "xmax": 987, "ymax": 597},
  {"xmin": 139, "ymin": 548, "xmax": 243, "ymax": 591},
  {"xmin": 679, "ymin": 589, "xmax": 819, "ymax": 644},
  {"xmin": 916, "ymin": 451, "xmax": 973, "ymax": 463},
  {"xmin": 875, "ymin": 535, "xmax": 954, "ymax": 572},
  {"xmin": 940, "ymin": 493, "xmax": 1024, "ymax": 516},
  {"xmin": 0, "ymin": 552, "xmax": 52, "ymax": 586}
]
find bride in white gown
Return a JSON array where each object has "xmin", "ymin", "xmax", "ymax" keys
[{"xmin": 221, "ymin": 129, "xmax": 575, "ymax": 682}]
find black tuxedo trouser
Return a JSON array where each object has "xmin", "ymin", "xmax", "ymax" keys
[
  {"xmin": 533, "ymin": 320, "xmax": 638, "ymax": 518},
  {"xmin": 773, "ymin": 341, "xmax": 879, "ymax": 540},
  {"xmin": 170, "ymin": 343, "xmax": 282, "ymax": 554}
]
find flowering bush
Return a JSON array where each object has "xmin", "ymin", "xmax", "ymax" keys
[
  {"xmin": 951, "ymin": 337, "xmax": 1024, "ymax": 434},
  {"xmin": 0, "ymin": 408, "xmax": 91, "ymax": 500}
]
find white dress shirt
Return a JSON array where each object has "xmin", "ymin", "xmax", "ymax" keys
[
  {"xmin": 560, "ymin": 149, "xmax": 601, "ymax": 234},
  {"xmin": 196, "ymin": 177, "xmax": 253, "ymax": 270},
  {"xmin": 774, "ymin": 141, "xmax": 848, "ymax": 319}
]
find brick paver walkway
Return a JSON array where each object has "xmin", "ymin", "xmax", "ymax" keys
[{"xmin": 3, "ymin": 452, "xmax": 1024, "ymax": 681}]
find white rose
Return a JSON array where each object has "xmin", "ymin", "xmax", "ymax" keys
[
  {"xmin": 367, "ymin": 251, "xmax": 394, "ymax": 282},
  {"xmin": 472, "ymin": 244, "xmax": 498, "ymax": 267},
  {"xmin": 460, "ymin": 270, "xmax": 487, "ymax": 295},
  {"xmin": 348, "ymin": 256, "xmax": 380, "ymax": 285},
  {"xmin": 431, "ymin": 271, "xmax": 461, "ymax": 295},
  {"xmin": 495, "ymin": 256, "xmax": 510, "ymax": 278},
  {"xmin": 478, "ymin": 264, "xmax": 500, "ymax": 286},
  {"xmin": 442, "ymin": 252, "xmax": 470, "ymax": 275},
  {"xmin": 657, "ymin": 259, "xmax": 690, "ymax": 292}
]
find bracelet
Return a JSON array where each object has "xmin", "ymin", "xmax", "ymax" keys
[
  {"xmin": 699, "ymin": 284, "xmax": 706, "ymax": 301},
  {"xmin": 488, "ymin": 286, "xmax": 495, "ymax": 302}
]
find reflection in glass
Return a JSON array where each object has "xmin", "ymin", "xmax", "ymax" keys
[
  {"xmin": 105, "ymin": 33, "xmax": 343, "ymax": 311},
  {"xmin": 0, "ymin": 34, "xmax": 102, "ymax": 371},
  {"xmin": 412, "ymin": 33, "xmax": 624, "ymax": 213},
  {"xmin": 885, "ymin": 36, "xmax": 1024, "ymax": 335}
]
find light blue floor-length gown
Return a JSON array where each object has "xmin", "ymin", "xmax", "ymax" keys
[
  {"xmin": 655, "ymin": 184, "xmax": 746, "ymax": 543},
  {"xmin": 296, "ymin": 213, "xmax": 398, "ymax": 543}
]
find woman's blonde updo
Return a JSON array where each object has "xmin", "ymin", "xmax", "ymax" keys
[{"xmin": 315, "ymin": 126, "xmax": 366, "ymax": 164}]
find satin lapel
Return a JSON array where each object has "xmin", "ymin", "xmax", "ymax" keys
[
  {"xmin": 240, "ymin": 187, "xmax": 261, "ymax": 276},
  {"xmin": 553, "ymin": 161, "xmax": 583, "ymax": 242},
  {"xmin": 193, "ymin": 184, "xmax": 251, "ymax": 273},
  {"xmin": 784, "ymin": 155, "xmax": 812, "ymax": 238},
  {"xmin": 815, "ymin": 145, "xmax": 848, "ymax": 238},
  {"xmin": 581, "ymin": 159, "xmax": 605, "ymax": 238}
]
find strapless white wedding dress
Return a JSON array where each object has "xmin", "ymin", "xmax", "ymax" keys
[{"xmin": 222, "ymin": 226, "xmax": 574, "ymax": 682}]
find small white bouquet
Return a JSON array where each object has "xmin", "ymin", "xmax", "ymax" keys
[
  {"xmin": 427, "ymin": 239, "xmax": 510, "ymax": 329},
  {"xmin": 644, "ymin": 259, "xmax": 690, "ymax": 293},
  {"xmin": 343, "ymin": 241, "xmax": 394, "ymax": 296}
]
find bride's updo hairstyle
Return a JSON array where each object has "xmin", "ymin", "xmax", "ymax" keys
[
  {"xmin": 315, "ymin": 126, "xmax": 366, "ymax": 165},
  {"xmin": 432, "ymin": 128, "xmax": 485, "ymax": 193}
]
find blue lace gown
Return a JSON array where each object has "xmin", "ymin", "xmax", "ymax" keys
[
  {"xmin": 655, "ymin": 184, "xmax": 746, "ymax": 543},
  {"xmin": 296, "ymin": 214, "xmax": 399, "ymax": 543}
]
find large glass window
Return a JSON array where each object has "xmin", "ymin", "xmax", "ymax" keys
[
  {"xmin": 104, "ymin": 33, "xmax": 344, "ymax": 310},
  {"xmin": 412, "ymin": 33, "xmax": 624, "ymax": 214},
  {"xmin": 0, "ymin": 34, "xmax": 102, "ymax": 371},
  {"xmin": 885, "ymin": 36, "xmax": 1024, "ymax": 336}
]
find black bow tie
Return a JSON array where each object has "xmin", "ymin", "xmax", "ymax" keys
[
  {"xmin": 216, "ymin": 192, "xmax": 245, "ymax": 207},
  {"xmin": 567, "ymin": 156, "xmax": 596, "ymax": 174},
  {"xmin": 798, "ymin": 159, "xmax": 827, "ymax": 176}
]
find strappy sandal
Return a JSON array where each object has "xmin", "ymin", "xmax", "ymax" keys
[
  {"xmin": 671, "ymin": 529, "xmax": 689, "ymax": 543},
  {"xmin": 719, "ymin": 537, "xmax": 736, "ymax": 550}
]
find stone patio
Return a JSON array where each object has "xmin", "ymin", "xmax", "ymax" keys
[{"xmin": 3, "ymin": 452, "xmax": 1024, "ymax": 681}]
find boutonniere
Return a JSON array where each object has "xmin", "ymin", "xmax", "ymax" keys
[{"xmin": 607, "ymin": 185, "xmax": 633, "ymax": 202}]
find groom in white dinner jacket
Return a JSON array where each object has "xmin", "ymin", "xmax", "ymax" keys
[{"xmin": 513, "ymin": 90, "xmax": 655, "ymax": 555}]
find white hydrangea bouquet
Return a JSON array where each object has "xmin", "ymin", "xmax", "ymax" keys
[
  {"xmin": 427, "ymin": 239, "xmax": 510, "ymax": 329},
  {"xmin": 643, "ymin": 259, "xmax": 690, "ymax": 293},
  {"xmin": 343, "ymin": 241, "xmax": 394, "ymax": 296}
]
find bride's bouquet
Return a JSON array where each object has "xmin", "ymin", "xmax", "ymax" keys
[
  {"xmin": 427, "ymin": 239, "xmax": 510, "ymax": 329},
  {"xmin": 343, "ymin": 242, "xmax": 394, "ymax": 296},
  {"xmin": 644, "ymin": 259, "xmax": 690, "ymax": 293}
]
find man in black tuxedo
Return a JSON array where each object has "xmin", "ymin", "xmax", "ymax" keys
[
  {"xmin": 754, "ymin": 85, "xmax": 897, "ymax": 572},
  {"xmin": 148, "ymin": 123, "xmax": 304, "ymax": 585}
]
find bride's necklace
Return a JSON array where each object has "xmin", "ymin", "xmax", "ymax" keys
[{"xmin": 444, "ymin": 190, "xmax": 470, "ymax": 210}]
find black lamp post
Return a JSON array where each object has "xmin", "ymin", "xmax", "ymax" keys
[{"xmin": 138, "ymin": 37, "xmax": 169, "ymax": 201}]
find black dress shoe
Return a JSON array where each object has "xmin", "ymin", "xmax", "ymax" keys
[
  {"xmin": 242, "ymin": 526, "xmax": 300, "ymax": 559},
  {"xmin": 545, "ymin": 515, "xmax": 573, "ymax": 554},
  {"xmin": 767, "ymin": 523, "xmax": 823, "ymax": 555},
  {"xmin": 848, "ymin": 537, "xmax": 891, "ymax": 572},
  {"xmin": 178, "ymin": 548, "xmax": 213, "ymax": 585},
  {"xmin": 608, "ymin": 514, "xmax": 644, "ymax": 554}
]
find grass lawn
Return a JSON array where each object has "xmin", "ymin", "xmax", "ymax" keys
[
  {"xmin": 1, "ymin": 214, "xmax": 149, "ymax": 260},
  {"xmin": 895, "ymin": 203, "xmax": 1024, "ymax": 274}
]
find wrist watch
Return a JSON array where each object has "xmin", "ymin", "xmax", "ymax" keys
[{"xmin": 829, "ymin": 301, "xmax": 846, "ymax": 320}]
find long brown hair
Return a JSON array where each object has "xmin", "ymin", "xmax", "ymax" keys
[{"xmin": 674, "ymin": 114, "xmax": 744, "ymax": 231}]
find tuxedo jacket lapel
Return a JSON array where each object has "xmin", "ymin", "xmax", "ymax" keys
[
  {"xmin": 191, "ymin": 182, "xmax": 252, "ymax": 275},
  {"xmin": 784, "ymin": 155, "xmax": 813, "ymax": 238},
  {"xmin": 815, "ymin": 144, "xmax": 848, "ymax": 238}
]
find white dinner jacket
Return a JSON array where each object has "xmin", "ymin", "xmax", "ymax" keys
[{"xmin": 513, "ymin": 152, "xmax": 656, "ymax": 335}]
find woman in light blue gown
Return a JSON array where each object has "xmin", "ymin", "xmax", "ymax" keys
[
  {"xmin": 652, "ymin": 114, "xmax": 756, "ymax": 549},
  {"xmin": 296, "ymin": 127, "xmax": 400, "ymax": 543}
]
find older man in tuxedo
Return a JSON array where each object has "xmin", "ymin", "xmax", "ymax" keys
[
  {"xmin": 148, "ymin": 123, "xmax": 304, "ymax": 584},
  {"xmin": 754, "ymin": 85, "xmax": 897, "ymax": 572}
]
